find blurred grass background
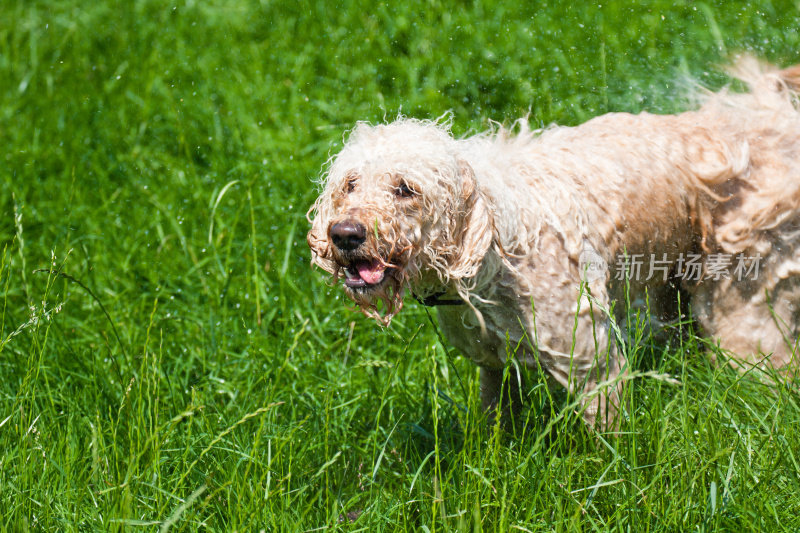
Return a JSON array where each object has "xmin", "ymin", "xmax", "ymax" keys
[{"xmin": 1, "ymin": 0, "xmax": 799, "ymax": 530}]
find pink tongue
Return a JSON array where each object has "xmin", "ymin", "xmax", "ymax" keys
[{"xmin": 357, "ymin": 261, "xmax": 386, "ymax": 284}]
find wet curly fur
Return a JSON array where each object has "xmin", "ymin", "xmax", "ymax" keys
[{"xmin": 307, "ymin": 57, "xmax": 800, "ymax": 427}]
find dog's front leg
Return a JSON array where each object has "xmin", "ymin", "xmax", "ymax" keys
[
  {"xmin": 480, "ymin": 366, "xmax": 524, "ymax": 429},
  {"xmin": 576, "ymin": 353, "xmax": 626, "ymax": 430}
]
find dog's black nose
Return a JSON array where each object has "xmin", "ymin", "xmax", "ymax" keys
[{"xmin": 330, "ymin": 221, "xmax": 367, "ymax": 251}]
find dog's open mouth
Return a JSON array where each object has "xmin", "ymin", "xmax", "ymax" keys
[{"xmin": 343, "ymin": 259, "xmax": 388, "ymax": 288}]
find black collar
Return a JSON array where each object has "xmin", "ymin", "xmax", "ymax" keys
[{"xmin": 413, "ymin": 291, "xmax": 464, "ymax": 307}]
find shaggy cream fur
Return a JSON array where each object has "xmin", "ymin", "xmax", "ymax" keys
[{"xmin": 307, "ymin": 57, "xmax": 800, "ymax": 427}]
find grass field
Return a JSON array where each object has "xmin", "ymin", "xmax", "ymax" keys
[{"xmin": 2, "ymin": 0, "xmax": 800, "ymax": 530}]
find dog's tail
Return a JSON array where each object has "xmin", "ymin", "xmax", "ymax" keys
[
  {"xmin": 707, "ymin": 56, "xmax": 800, "ymax": 254},
  {"xmin": 776, "ymin": 63, "xmax": 800, "ymax": 92},
  {"xmin": 725, "ymin": 55, "xmax": 800, "ymax": 109}
]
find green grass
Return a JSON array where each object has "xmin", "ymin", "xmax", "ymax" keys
[{"xmin": 1, "ymin": 0, "xmax": 800, "ymax": 530}]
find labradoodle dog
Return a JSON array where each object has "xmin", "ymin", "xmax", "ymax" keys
[{"xmin": 307, "ymin": 57, "xmax": 800, "ymax": 427}]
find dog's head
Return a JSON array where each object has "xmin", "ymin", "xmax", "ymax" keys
[{"xmin": 307, "ymin": 119, "xmax": 493, "ymax": 324}]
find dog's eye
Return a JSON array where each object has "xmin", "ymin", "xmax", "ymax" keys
[
  {"xmin": 394, "ymin": 182, "xmax": 416, "ymax": 198},
  {"xmin": 345, "ymin": 178, "xmax": 357, "ymax": 193}
]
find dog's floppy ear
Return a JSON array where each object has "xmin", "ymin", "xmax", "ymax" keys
[
  {"xmin": 306, "ymin": 199, "xmax": 334, "ymax": 272},
  {"xmin": 446, "ymin": 160, "xmax": 494, "ymax": 280}
]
